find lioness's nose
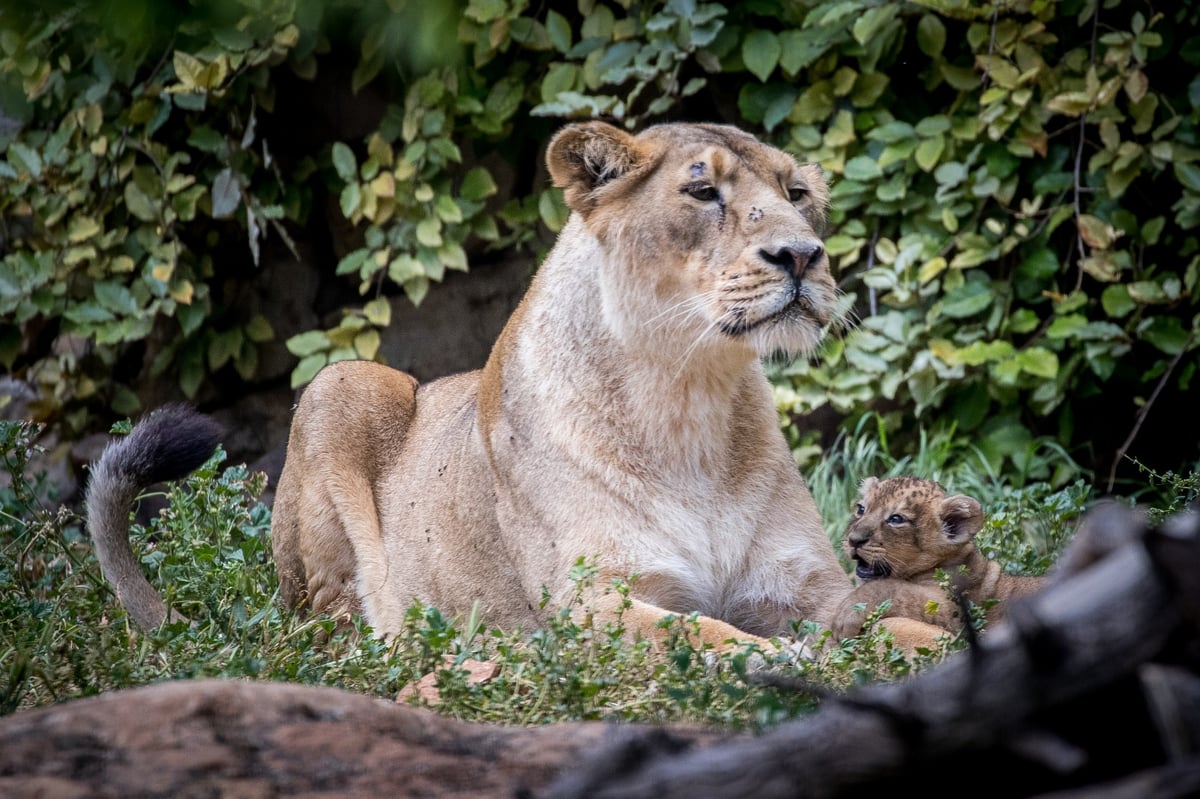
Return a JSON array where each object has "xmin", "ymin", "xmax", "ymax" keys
[{"xmin": 760, "ymin": 240, "xmax": 824, "ymax": 281}]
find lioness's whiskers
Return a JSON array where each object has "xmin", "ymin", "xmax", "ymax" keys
[{"xmin": 644, "ymin": 294, "xmax": 711, "ymax": 335}]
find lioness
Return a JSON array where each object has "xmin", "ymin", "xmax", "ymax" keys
[
  {"xmin": 831, "ymin": 476, "xmax": 1046, "ymax": 647},
  {"xmin": 88, "ymin": 121, "xmax": 853, "ymax": 649}
]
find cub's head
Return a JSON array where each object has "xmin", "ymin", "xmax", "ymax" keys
[
  {"xmin": 844, "ymin": 477, "xmax": 985, "ymax": 582},
  {"xmin": 545, "ymin": 121, "xmax": 838, "ymax": 358}
]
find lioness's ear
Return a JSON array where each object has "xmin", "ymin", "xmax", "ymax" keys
[
  {"xmin": 546, "ymin": 122, "xmax": 646, "ymax": 216},
  {"xmin": 940, "ymin": 494, "xmax": 984, "ymax": 542}
]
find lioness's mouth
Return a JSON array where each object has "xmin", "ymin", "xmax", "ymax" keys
[
  {"xmin": 719, "ymin": 293, "xmax": 821, "ymax": 337},
  {"xmin": 854, "ymin": 556, "xmax": 890, "ymax": 581}
]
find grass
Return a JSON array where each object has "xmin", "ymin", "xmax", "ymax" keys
[{"xmin": 1, "ymin": 414, "xmax": 1191, "ymax": 728}]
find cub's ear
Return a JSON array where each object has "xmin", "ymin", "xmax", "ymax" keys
[
  {"xmin": 856, "ymin": 476, "xmax": 879, "ymax": 501},
  {"xmin": 939, "ymin": 494, "xmax": 984, "ymax": 542},
  {"xmin": 546, "ymin": 122, "xmax": 647, "ymax": 216}
]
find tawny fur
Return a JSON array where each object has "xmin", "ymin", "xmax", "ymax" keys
[
  {"xmin": 85, "ymin": 405, "xmax": 223, "ymax": 629},
  {"xmin": 88, "ymin": 122, "xmax": 856, "ymax": 648},
  {"xmin": 832, "ymin": 476, "xmax": 1046, "ymax": 649}
]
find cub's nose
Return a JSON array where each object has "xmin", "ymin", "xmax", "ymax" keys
[
  {"xmin": 759, "ymin": 240, "xmax": 824, "ymax": 282},
  {"xmin": 847, "ymin": 528, "xmax": 871, "ymax": 548}
]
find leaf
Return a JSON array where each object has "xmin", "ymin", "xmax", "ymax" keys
[
  {"xmin": 914, "ymin": 136, "xmax": 944, "ymax": 172},
  {"xmin": 435, "ymin": 194, "xmax": 464, "ymax": 223},
  {"xmin": 94, "ymin": 281, "xmax": 139, "ymax": 315},
  {"xmin": 124, "ymin": 181, "xmax": 159, "ymax": 222},
  {"xmin": 416, "ymin": 217, "xmax": 443, "ymax": 247},
  {"xmin": 940, "ymin": 281, "xmax": 992, "ymax": 318},
  {"xmin": 291, "ymin": 353, "xmax": 327, "ymax": 389},
  {"xmin": 1175, "ymin": 163, "xmax": 1200, "ymax": 194},
  {"xmin": 1079, "ymin": 253, "xmax": 1121, "ymax": 281},
  {"xmin": 1076, "ymin": 214, "xmax": 1120, "ymax": 249},
  {"xmin": 460, "ymin": 167, "xmax": 498, "ymax": 202},
  {"xmin": 538, "ymin": 188, "xmax": 568, "ymax": 232},
  {"xmin": 7, "ymin": 142, "xmax": 42, "ymax": 178},
  {"xmin": 546, "ymin": 10, "xmax": 572, "ymax": 53},
  {"xmin": 916, "ymin": 14, "xmax": 945, "ymax": 57},
  {"xmin": 245, "ymin": 314, "xmax": 274, "ymax": 343},
  {"xmin": 210, "ymin": 168, "xmax": 240, "ymax": 218},
  {"xmin": 172, "ymin": 51, "xmax": 207, "ymax": 90},
  {"xmin": 1141, "ymin": 316, "xmax": 1188, "ymax": 355},
  {"xmin": 363, "ymin": 298, "xmax": 391, "ymax": 326},
  {"xmin": 286, "ymin": 330, "xmax": 331, "ymax": 357},
  {"xmin": 1101, "ymin": 284, "xmax": 1136, "ymax": 318},
  {"xmin": 404, "ymin": 275, "xmax": 430, "ymax": 306},
  {"xmin": 1046, "ymin": 91, "xmax": 1091, "ymax": 116},
  {"xmin": 843, "ymin": 156, "xmax": 882, "ymax": 181},
  {"xmin": 332, "ymin": 142, "xmax": 358, "ymax": 183},
  {"xmin": 354, "ymin": 329, "xmax": 381, "ymax": 360},
  {"xmin": 742, "ymin": 30, "xmax": 780, "ymax": 82},
  {"xmin": 339, "ymin": 183, "xmax": 362, "ymax": 219}
]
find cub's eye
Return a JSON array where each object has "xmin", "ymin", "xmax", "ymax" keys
[
  {"xmin": 787, "ymin": 185, "xmax": 808, "ymax": 202},
  {"xmin": 684, "ymin": 183, "xmax": 721, "ymax": 203},
  {"xmin": 855, "ymin": 504, "xmax": 865, "ymax": 516},
  {"xmin": 886, "ymin": 513, "xmax": 906, "ymax": 525}
]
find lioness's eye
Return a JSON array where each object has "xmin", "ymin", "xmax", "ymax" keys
[
  {"xmin": 684, "ymin": 183, "xmax": 721, "ymax": 203},
  {"xmin": 787, "ymin": 186, "xmax": 808, "ymax": 202},
  {"xmin": 886, "ymin": 513, "xmax": 905, "ymax": 525},
  {"xmin": 855, "ymin": 504, "xmax": 865, "ymax": 516}
]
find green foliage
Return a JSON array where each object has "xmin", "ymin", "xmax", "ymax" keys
[{"xmin": 767, "ymin": 1, "xmax": 1200, "ymax": 478}]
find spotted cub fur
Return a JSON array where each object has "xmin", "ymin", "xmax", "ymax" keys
[{"xmin": 832, "ymin": 476, "xmax": 1046, "ymax": 645}]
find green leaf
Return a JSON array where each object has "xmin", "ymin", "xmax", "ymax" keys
[
  {"xmin": 1141, "ymin": 316, "xmax": 1188, "ymax": 355},
  {"xmin": 546, "ymin": 10, "xmax": 572, "ymax": 53},
  {"xmin": 123, "ymin": 181, "xmax": 158, "ymax": 222},
  {"xmin": 245, "ymin": 314, "xmax": 274, "ymax": 343},
  {"xmin": 538, "ymin": 188, "xmax": 568, "ymax": 232},
  {"xmin": 210, "ymin": 167, "xmax": 240, "ymax": 219},
  {"xmin": 1101, "ymin": 284, "xmax": 1136, "ymax": 318},
  {"xmin": 843, "ymin": 156, "xmax": 882, "ymax": 181},
  {"xmin": 941, "ymin": 281, "xmax": 991, "ymax": 319},
  {"xmin": 914, "ymin": 136, "xmax": 944, "ymax": 172},
  {"xmin": 339, "ymin": 183, "xmax": 362, "ymax": 219},
  {"xmin": 291, "ymin": 353, "xmax": 327, "ymax": 389},
  {"xmin": 435, "ymin": 194, "xmax": 464, "ymax": 223},
  {"xmin": 94, "ymin": 281, "xmax": 139, "ymax": 315},
  {"xmin": 416, "ymin": 216, "xmax": 443, "ymax": 247},
  {"xmin": 7, "ymin": 142, "xmax": 42, "ymax": 178},
  {"xmin": 404, "ymin": 275, "xmax": 430, "ymax": 306},
  {"xmin": 460, "ymin": 167, "xmax": 498, "ymax": 202},
  {"xmin": 1175, "ymin": 162, "xmax": 1200, "ymax": 194},
  {"xmin": 742, "ymin": 30, "xmax": 780, "ymax": 82},
  {"xmin": 916, "ymin": 14, "xmax": 945, "ymax": 57},
  {"xmin": 286, "ymin": 330, "xmax": 331, "ymax": 357},
  {"xmin": 363, "ymin": 298, "xmax": 391, "ymax": 326},
  {"xmin": 332, "ymin": 142, "xmax": 358, "ymax": 183},
  {"xmin": 853, "ymin": 5, "xmax": 898, "ymax": 45}
]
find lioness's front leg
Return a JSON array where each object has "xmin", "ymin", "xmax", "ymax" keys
[
  {"xmin": 582, "ymin": 589, "xmax": 777, "ymax": 654},
  {"xmin": 832, "ymin": 579, "xmax": 963, "ymax": 641}
]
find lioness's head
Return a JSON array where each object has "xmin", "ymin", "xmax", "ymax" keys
[
  {"xmin": 845, "ymin": 477, "xmax": 985, "ymax": 582},
  {"xmin": 546, "ymin": 121, "xmax": 838, "ymax": 358}
]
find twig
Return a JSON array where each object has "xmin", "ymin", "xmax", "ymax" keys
[{"xmin": 1107, "ymin": 332, "xmax": 1198, "ymax": 493}]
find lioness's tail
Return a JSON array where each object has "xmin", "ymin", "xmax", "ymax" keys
[{"xmin": 85, "ymin": 404, "xmax": 223, "ymax": 630}]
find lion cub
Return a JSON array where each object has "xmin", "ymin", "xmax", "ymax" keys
[{"xmin": 831, "ymin": 476, "xmax": 1046, "ymax": 645}]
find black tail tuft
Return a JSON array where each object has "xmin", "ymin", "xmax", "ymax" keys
[{"xmin": 121, "ymin": 403, "xmax": 224, "ymax": 486}]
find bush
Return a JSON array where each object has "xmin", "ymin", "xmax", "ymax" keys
[{"xmin": 2, "ymin": 0, "xmax": 1197, "ymax": 479}]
